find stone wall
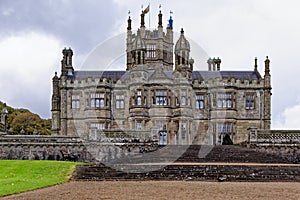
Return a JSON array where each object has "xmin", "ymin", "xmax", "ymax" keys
[
  {"xmin": 247, "ymin": 128, "xmax": 300, "ymax": 163},
  {"xmin": 0, "ymin": 134, "xmax": 157, "ymax": 162},
  {"xmin": 0, "ymin": 134, "xmax": 92, "ymax": 161}
]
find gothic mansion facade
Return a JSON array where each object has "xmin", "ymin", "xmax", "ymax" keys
[{"xmin": 51, "ymin": 11, "xmax": 271, "ymax": 145}]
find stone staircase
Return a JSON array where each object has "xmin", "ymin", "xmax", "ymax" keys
[
  {"xmin": 176, "ymin": 145, "xmax": 291, "ymax": 163},
  {"xmin": 73, "ymin": 145, "xmax": 300, "ymax": 181}
]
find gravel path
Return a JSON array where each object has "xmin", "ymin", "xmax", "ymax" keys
[{"xmin": 1, "ymin": 181, "xmax": 300, "ymax": 200}]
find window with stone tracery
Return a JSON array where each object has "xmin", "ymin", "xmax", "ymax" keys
[
  {"xmin": 245, "ymin": 93, "xmax": 255, "ymax": 110},
  {"xmin": 195, "ymin": 94, "xmax": 204, "ymax": 109},
  {"xmin": 217, "ymin": 122, "xmax": 233, "ymax": 144},
  {"xmin": 116, "ymin": 94, "xmax": 124, "ymax": 109},
  {"xmin": 90, "ymin": 122, "xmax": 105, "ymax": 130},
  {"xmin": 71, "ymin": 94, "xmax": 80, "ymax": 109},
  {"xmin": 214, "ymin": 93, "xmax": 233, "ymax": 108},
  {"xmin": 155, "ymin": 90, "xmax": 167, "ymax": 105},
  {"xmin": 147, "ymin": 44, "xmax": 156, "ymax": 58},
  {"xmin": 90, "ymin": 93, "xmax": 105, "ymax": 108}
]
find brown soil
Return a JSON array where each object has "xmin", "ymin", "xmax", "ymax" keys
[{"xmin": 1, "ymin": 181, "xmax": 300, "ymax": 200}]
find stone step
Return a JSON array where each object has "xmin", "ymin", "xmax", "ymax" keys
[
  {"xmin": 72, "ymin": 145, "xmax": 299, "ymax": 181},
  {"xmin": 73, "ymin": 164, "xmax": 300, "ymax": 181},
  {"xmin": 175, "ymin": 145, "xmax": 291, "ymax": 163}
]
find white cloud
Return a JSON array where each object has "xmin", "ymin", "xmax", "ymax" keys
[
  {"xmin": 2, "ymin": 8, "xmax": 14, "ymax": 16},
  {"xmin": 273, "ymin": 102, "xmax": 300, "ymax": 129},
  {"xmin": 0, "ymin": 32, "xmax": 62, "ymax": 118}
]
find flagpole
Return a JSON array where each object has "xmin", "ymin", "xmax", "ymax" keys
[{"xmin": 149, "ymin": 3, "xmax": 150, "ymax": 29}]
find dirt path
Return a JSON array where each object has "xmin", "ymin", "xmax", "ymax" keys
[{"xmin": 1, "ymin": 181, "xmax": 300, "ymax": 200}]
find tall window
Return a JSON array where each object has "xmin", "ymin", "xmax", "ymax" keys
[
  {"xmin": 159, "ymin": 131, "xmax": 167, "ymax": 145},
  {"xmin": 196, "ymin": 94, "xmax": 204, "ymax": 109},
  {"xmin": 155, "ymin": 90, "xmax": 167, "ymax": 105},
  {"xmin": 163, "ymin": 45, "xmax": 168, "ymax": 61},
  {"xmin": 71, "ymin": 95, "xmax": 80, "ymax": 109},
  {"xmin": 147, "ymin": 44, "xmax": 156, "ymax": 58},
  {"xmin": 116, "ymin": 94, "xmax": 125, "ymax": 109},
  {"xmin": 181, "ymin": 122, "xmax": 186, "ymax": 143},
  {"xmin": 136, "ymin": 121, "xmax": 142, "ymax": 129},
  {"xmin": 137, "ymin": 91, "xmax": 142, "ymax": 106},
  {"xmin": 90, "ymin": 93, "xmax": 105, "ymax": 108},
  {"xmin": 245, "ymin": 94, "xmax": 255, "ymax": 109},
  {"xmin": 217, "ymin": 123, "xmax": 233, "ymax": 144},
  {"xmin": 90, "ymin": 122, "xmax": 105, "ymax": 130},
  {"xmin": 175, "ymin": 97, "xmax": 179, "ymax": 106},
  {"xmin": 181, "ymin": 92, "xmax": 186, "ymax": 106},
  {"xmin": 157, "ymin": 121, "xmax": 167, "ymax": 145},
  {"xmin": 215, "ymin": 93, "xmax": 232, "ymax": 108}
]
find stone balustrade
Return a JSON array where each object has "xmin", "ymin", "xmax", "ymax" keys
[
  {"xmin": 87, "ymin": 128, "xmax": 152, "ymax": 143},
  {"xmin": 248, "ymin": 128, "xmax": 300, "ymax": 144}
]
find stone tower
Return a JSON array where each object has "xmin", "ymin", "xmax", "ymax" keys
[
  {"xmin": 52, "ymin": 48, "xmax": 74, "ymax": 135},
  {"xmin": 51, "ymin": 72, "xmax": 60, "ymax": 135},
  {"xmin": 126, "ymin": 10, "xmax": 174, "ymax": 71},
  {"xmin": 174, "ymin": 28, "xmax": 193, "ymax": 79},
  {"xmin": 263, "ymin": 56, "xmax": 271, "ymax": 129}
]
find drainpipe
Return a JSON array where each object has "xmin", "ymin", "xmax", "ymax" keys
[
  {"xmin": 207, "ymin": 90, "xmax": 211, "ymax": 144},
  {"xmin": 259, "ymin": 89, "xmax": 263, "ymax": 129}
]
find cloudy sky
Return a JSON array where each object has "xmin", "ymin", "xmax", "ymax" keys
[{"xmin": 1, "ymin": 0, "xmax": 300, "ymax": 129}]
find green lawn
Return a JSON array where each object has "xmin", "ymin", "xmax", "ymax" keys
[{"xmin": 0, "ymin": 160, "xmax": 85, "ymax": 197}]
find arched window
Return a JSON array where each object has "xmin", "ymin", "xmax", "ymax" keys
[
  {"xmin": 90, "ymin": 99, "xmax": 95, "ymax": 108},
  {"xmin": 155, "ymin": 90, "xmax": 167, "ymax": 105},
  {"xmin": 137, "ymin": 91, "xmax": 142, "ymax": 106},
  {"xmin": 137, "ymin": 97, "xmax": 142, "ymax": 106},
  {"xmin": 90, "ymin": 93, "xmax": 105, "ymax": 108},
  {"xmin": 96, "ymin": 99, "xmax": 100, "ymax": 107},
  {"xmin": 199, "ymin": 101, "xmax": 204, "ymax": 109},
  {"xmin": 159, "ymin": 131, "xmax": 167, "ymax": 145},
  {"xmin": 137, "ymin": 51, "xmax": 141, "ymax": 64},
  {"xmin": 181, "ymin": 96, "xmax": 186, "ymax": 106}
]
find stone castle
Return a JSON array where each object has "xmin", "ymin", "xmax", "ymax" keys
[{"xmin": 51, "ymin": 10, "xmax": 271, "ymax": 145}]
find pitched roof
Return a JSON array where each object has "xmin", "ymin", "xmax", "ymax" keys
[
  {"xmin": 73, "ymin": 70, "xmax": 261, "ymax": 82},
  {"xmin": 73, "ymin": 71, "xmax": 128, "ymax": 82},
  {"xmin": 192, "ymin": 71, "xmax": 262, "ymax": 80}
]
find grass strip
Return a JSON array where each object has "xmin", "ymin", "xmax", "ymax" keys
[{"xmin": 0, "ymin": 160, "xmax": 85, "ymax": 197}]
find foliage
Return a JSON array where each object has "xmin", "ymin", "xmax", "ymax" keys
[
  {"xmin": 11, "ymin": 113, "xmax": 51, "ymax": 135},
  {"xmin": 0, "ymin": 101, "xmax": 51, "ymax": 135},
  {"xmin": 0, "ymin": 160, "xmax": 85, "ymax": 197}
]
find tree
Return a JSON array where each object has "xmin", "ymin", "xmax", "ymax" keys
[
  {"xmin": 0, "ymin": 101, "xmax": 51, "ymax": 135},
  {"xmin": 11, "ymin": 112, "xmax": 50, "ymax": 135}
]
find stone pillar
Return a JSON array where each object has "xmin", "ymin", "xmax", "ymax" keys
[{"xmin": 264, "ymin": 56, "xmax": 271, "ymax": 130}]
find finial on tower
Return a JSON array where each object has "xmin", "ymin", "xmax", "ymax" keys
[
  {"xmin": 168, "ymin": 18, "xmax": 173, "ymax": 29},
  {"xmin": 140, "ymin": 11, "xmax": 145, "ymax": 27},
  {"xmin": 264, "ymin": 56, "xmax": 270, "ymax": 76},
  {"xmin": 167, "ymin": 10, "xmax": 173, "ymax": 29},
  {"xmin": 127, "ymin": 16, "xmax": 132, "ymax": 30},
  {"xmin": 254, "ymin": 57, "xmax": 258, "ymax": 71},
  {"xmin": 181, "ymin": 28, "xmax": 184, "ymax": 35},
  {"xmin": 158, "ymin": 10, "xmax": 163, "ymax": 28}
]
